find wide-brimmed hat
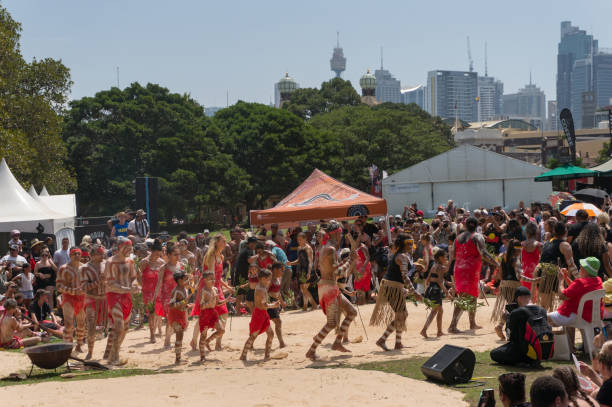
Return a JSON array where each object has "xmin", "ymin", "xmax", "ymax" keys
[
  {"xmin": 30, "ymin": 239, "xmax": 44, "ymax": 249},
  {"xmin": 136, "ymin": 209, "xmax": 146, "ymax": 216}
]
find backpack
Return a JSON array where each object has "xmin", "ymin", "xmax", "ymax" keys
[{"xmin": 523, "ymin": 305, "xmax": 554, "ymax": 361}]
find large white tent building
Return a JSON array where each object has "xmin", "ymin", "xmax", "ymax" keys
[
  {"xmin": 0, "ymin": 158, "xmax": 75, "ymax": 244},
  {"xmin": 382, "ymin": 145, "xmax": 552, "ymax": 215}
]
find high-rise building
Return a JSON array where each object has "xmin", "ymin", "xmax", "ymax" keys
[
  {"xmin": 400, "ymin": 85, "xmax": 424, "ymax": 109},
  {"xmin": 570, "ymin": 57, "xmax": 593, "ymax": 129},
  {"xmin": 502, "ymin": 82, "xmax": 546, "ymax": 127},
  {"xmin": 477, "ymin": 76, "xmax": 503, "ymax": 121},
  {"xmin": 547, "ymin": 100, "xmax": 558, "ymax": 131},
  {"xmin": 330, "ymin": 32, "xmax": 346, "ymax": 78},
  {"xmin": 593, "ymin": 52, "xmax": 612, "ymax": 111},
  {"xmin": 556, "ymin": 21, "xmax": 597, "ymax": 112},
  {"xmin": 426, "ymin": 70, "xmax": 478, "ymax": 122},
  {"xmin": 374, "ymin": 68, "xmax": 401, "ymax": 103}
]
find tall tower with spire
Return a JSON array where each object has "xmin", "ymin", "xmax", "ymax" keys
[{"xmin": 330, "ymin": 31, "xmax": 346, "ymax": 78}]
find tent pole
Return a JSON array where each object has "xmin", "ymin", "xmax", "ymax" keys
[{"xmin": 385, "ymin": 213, "xmax": 392, "ymax": 245}]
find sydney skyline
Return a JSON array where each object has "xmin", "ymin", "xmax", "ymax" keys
[{"xmin": 7, "ymin": 0, "xmax": 612, "ymax": 108}]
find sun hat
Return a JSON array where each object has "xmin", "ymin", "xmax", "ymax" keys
[{"xmin": 580, "ymin": 257, "xmax": 600, "ymax": 277}]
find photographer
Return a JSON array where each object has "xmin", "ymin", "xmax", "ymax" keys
[
  {"xmin": 490, "ymin": 286, "xmax": 552, "ymax": 366},
  {"xmin": 1, "ymin": 244, "xmax": 27, "ymax": 280}
]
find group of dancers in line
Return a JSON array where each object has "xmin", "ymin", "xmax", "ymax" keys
[{"xmin": 50, "ymin": 213, "xmax": 573, "ymax": 366}]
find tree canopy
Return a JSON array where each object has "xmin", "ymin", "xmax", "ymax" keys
[
  {"xmin": 281, "ymin": 77, "xmax": 361, "ymax": 119},
  {"xmin": 0, "ymin": 5, "xmax": 74, "ymax": 193}
]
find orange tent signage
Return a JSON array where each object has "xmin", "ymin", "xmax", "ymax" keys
[{"xmin": 250, "ymin": 169, "xmax": 388, "ymax": 227}]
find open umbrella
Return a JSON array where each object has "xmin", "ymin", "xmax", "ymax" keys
[
  {"xmin": 560, "ymin": 202, "xmax": 602, "ymax": 217},
  {"xmin": 534, "ymin": 164, "xmax": 597, "ymax": 182},
  {"xmin": 573, "ymin": 188, "xmax": 608, "ymax": 207}
]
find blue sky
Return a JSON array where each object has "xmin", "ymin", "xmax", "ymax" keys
[{"xmin": 6, "ymin": 0, "xmax": 612, "ymax": 108}]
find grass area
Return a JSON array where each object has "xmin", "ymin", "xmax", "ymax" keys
[
  {"xmin": 0, "ymin": 366, "xmax": 174, "ymax": 388},
  {"xmin": 347, "ymin": 351, "xmax": 572, "ymax": 405}
]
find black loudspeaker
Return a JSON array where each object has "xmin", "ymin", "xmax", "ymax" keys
[
  {"xmin": 135, "ymin": 177, "xmax": 159, "ymax": 234},
  {"xmin": 420, "ymin": 345, "xmax": 476, "ymax": 384}
]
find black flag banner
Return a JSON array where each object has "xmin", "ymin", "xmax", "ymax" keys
[
  {"xmin": 560, "ymin": 108, "xmax": 576, "ymax": 163},
  {"xmin": 608, "ymin": 109, "xmax": 612, "ymax": 156}
]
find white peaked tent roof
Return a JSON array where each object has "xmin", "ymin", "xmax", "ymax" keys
[
  {"xmin": 40, "ymin": 186, "xmax": 50, "ymax": 196},
  {"xmin": 28, "ymin": 185, "xmax": 38, "ymax": 198},
  {"xmin": 0, "ymin": 158, "xmax": 74, "ymax": 233},
  {"xmin": 37, "ymin": 194, "xmax": 77, "ymax": 217}
]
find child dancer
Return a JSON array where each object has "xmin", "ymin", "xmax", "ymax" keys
[
  {"xmin": 492, "ymin": 239, "xmax": 523, "ymax": 340},
  {"xmin": 420, "ymin": 250, "xmax": 449, "ymax": 338},
  {"xmin": 198, "ymin": 270, "xmax": 233, "ymax": 361},
  {"xmin": 167, "ymin": 271, "xmax": 189, "ymax": 364},
  {"xmin": 268, "ymin": 262, "xmax": 286, "ymax": 348},
  {"xmin": 240, "ymin": 268, "xmax": 280, "ymax": 361}
]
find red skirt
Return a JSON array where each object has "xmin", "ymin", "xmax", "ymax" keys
[
  {"xmin": 249, "ymin": 308, "xmax": 270, "ymax": 336},
  {"xmin": 62, "ymin": 293, "xmax": 85, "ymax": 315},
  {"xmin": 106, "ymin": 292, "xmax": 132, "ymax": 322},
  {"xmin": 84, "ymin": 297, "xmax": 105, "ymax": 325},
  {"xmin": 199, "ymin": 308, "xmax": 219, "ymax": 332},
  {"xmin": 167, "ymin": 307, "xmax": 187, "ymax": 330}
]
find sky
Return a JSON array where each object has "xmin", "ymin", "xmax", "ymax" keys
[{"xmin": 6, "ymin": 0, "xmax": 612, "ymax": 108}]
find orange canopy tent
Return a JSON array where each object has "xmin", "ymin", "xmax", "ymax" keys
[{"xmin": 250, "ymin": 169, "xmax": 388, "ymax": 227}]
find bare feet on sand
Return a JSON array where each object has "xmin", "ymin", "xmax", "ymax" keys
[
  {"xmin": 331, "ymin": 342, "xmax": 351, "ymax": 353},
  {"xmin": 420, "ymin": 329, "xmax": 428, "ymax": 339},
  {"xmin": 437, "ymin": 331, "xmax": 444, "ymax": 337},
  {"xmin": 376, "ymin": 339, "xmax": 390, "ymax": 351},
  {"xmin": 470, "ymin": 324, "xmax": 483, "ymax": 330},
  {"xmin": 495, "ymin": 326, "xmax": 506, "ymax": 340},
  {"xmin": 394, "ymin": 343, "xmax": 406, "ymax": 350},
  {"xmin": 305, "ymin": 349, "xmax": 317, "ymax": 360}
]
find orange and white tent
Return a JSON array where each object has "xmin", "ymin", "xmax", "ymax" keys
[{"xmin": 250, "ymin": 169, "xmax": 388, "ymax": 227}]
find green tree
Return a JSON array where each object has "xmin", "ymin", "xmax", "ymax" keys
[
  {"xmin": 212, "ymin": 101, "xmax": 341, "ymax": 210},
  {"xmin": 63, "ymin": 83, "xmax": 248, "ymax": 218},
  {"xmin": 596, "ymin": 142, "xmax": 611, "ymax": 165},
  {"xmin": 282, "ymin": 77, "xmax": 361, "ymax": 119},
  {"xmin": 309, "ymin": 103, "xmax": 454, "ymax": 190},
  {"xmin": 0, "ymin": 5, "xmax": 74, "ymax": 192}
]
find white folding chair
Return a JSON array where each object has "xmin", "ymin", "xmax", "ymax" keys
[{"xmin": 566, "ymin": 289, "xmax": 605, "ymax": 362}]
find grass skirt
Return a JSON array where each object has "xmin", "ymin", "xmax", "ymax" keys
[{"xmin": 369, "ymin": 279, "xmax": 407, "ymax": 332}]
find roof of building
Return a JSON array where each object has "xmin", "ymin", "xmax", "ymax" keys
[
  {"xmin": 401, "ymin": 85, "xmax": 424, "ymax": 93},
  {"xmin": 467, "ymin": 119, "xmax": 537, "ymax": 131}
]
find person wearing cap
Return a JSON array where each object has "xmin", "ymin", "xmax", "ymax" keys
[
  {"xmin": 548, "ymin": 257, "xmax": 604, "ymax": 351},
  {"xmin": 202, "ymin": 229, "xmax": 211, "ymax": 246},
  {"xmin": 29, "ymin": 238, "xmax": 45, "ymax": 268},
  {"xmin": 490, "ymin": 286, "xmax": 551, "ymax": 366},
  {"xmin": 1, "ymin": 244, "xmax": 27, "ymax": 279},
  {"xmin": 128, "ymin": 209, "xmax": 149, "ymax": 243},
  {"xmin": 8, "ymin": 230, "xmax": 22, "ymax": 253},
  {"xmin": 56, "ymin": 247, "xmax": 87, "ymax": 353}
]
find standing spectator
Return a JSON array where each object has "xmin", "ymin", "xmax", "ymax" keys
[
  {"xmin": 128, "ymin": 209, "xmax": 149, "ymax": 243},
  {"xmin": 446, "ymin": 200, "xmax": 456, "ymax": 221},
  {"xmin": 11, "ymin": 262, "xmax": 35, "ymax": 307},
  {"xmin": 1, "ymin": 244, "xmax": 27, "ymax": 279},
  {"xmin": 202, "ymin": 229, "xmax": 211, "ymax": 246},
  {"xmin": 7, "ymin": 230, "xmax": 22, "ymax": 253},
  {"xmin": 111, "ymin": 211, "xmax": 129, "ymax": 238},
  {"xmin": 571, "ymin": 223, "xmax": 612, "ymax": 280},
  {"xmin": 28, "ymin": 239, "xmax": 44, "ymax": 270},
  {"xmin": 498, "ymin": 372, "xmax": 530, "ymax": 407},
  {"xmin": 34, "ymin": 247, "xmax": 58, "ymax": 308},
  {"xmin": 530, "ymin": 376, "xmax": 569, "ymax": 407},
  {"xmin": 53, "ymin": 237, "xmax": 70, "ymax": 269},
  {"xmin": 567, "ymin": 209, "xmax": 589, "ymax": 244}
]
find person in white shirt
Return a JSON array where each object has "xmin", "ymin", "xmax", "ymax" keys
[
  {"xmin": 53, "ymin": 237, "xmax": 70, "ymax": 268},
  {"xmin": 11, "ymin": 262, "xmax": 35, "ymax": 306},
  {"xmin": 1, "ymin": 244, "xmax": 27, "ymax": 279},
  {"xmin": 128, "ymin": 209, "xmax": 149, "ymax": 243}
]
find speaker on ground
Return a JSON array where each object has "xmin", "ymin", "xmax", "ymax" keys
[{"xmin": 420, "ymin": 344, "xmax": 475, "ymax": 384}]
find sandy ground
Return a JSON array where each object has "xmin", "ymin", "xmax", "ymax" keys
[{"xmin": 0, "ymin": 300, "xmax": 503, "ymax": 406}]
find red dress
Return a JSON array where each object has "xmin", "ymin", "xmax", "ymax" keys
[
  {"xmin": 249, "ymin": 307, "xmax": 270, "ymax": 336},
  {"xmin": 353, "ymin": 246, "xmax": 371, "ymax": 292},
  {"xmin": 454, "ymin": 234, "xmax": 482, "ymax": 298},
  {"xmin": 155, "ymin": 266, "xmax": 177, "ymax": 317},
  {"xmin": 141, "ymin": 263, "xmax": 160, "ymax": 307},
  {"xmin": 521, "ymin": 247, "xmax": 540, "ymax": 290},
  {"xmin": 214, "ymin": 259, "xmax": 228, "ymax": 315}
]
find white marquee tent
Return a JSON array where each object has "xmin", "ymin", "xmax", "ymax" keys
[
  {"xmin": 0, "ymin": 158, "xmax": 75, "ymax": 244},
  {"xmin": 382, "ymin": 145, "xmax": 553, "ymax": 215},
  {"xmin": 29, "ymin": 184, "xmax": 77, "ymax": 218}
]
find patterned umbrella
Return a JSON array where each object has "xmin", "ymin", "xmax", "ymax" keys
[{"xmin": 560, "ymin": 202, "xmax": 602, "ymax": 217}]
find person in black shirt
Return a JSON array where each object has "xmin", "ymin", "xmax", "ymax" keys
[
  {"xmin": 28, "ymin": 289, "xmax": 62, "ymax": 337},
  {"xmin": 567, "ymin": 209, "xmax": 589, "ymax": 244},
  {"xmin": 597, "ymin": 341, "xmax": 612, "ymax": 407},
  {"xmin": 232, "ymin": 237, "xmax": 257, "ymax": 311}
]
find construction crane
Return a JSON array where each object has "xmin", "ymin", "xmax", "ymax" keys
[{"xmin": 467, "ymin": 36, "xmax": 474, "ymax": 72}]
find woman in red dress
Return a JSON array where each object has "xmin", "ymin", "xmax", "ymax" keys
[
  {"xmin": 140, "ymin": 239, "xmax": 165, "ymax": 343},
  {"xmin": 153, "ymin": 244, "xmax": 182, "ymax": 348},
  {"xmin": 202, "ymin": 234, "xmax": 234, "ymax": 351},
  {"xmin": 521, "ymin": 222, "xmax": 542, "ymax": 291}
]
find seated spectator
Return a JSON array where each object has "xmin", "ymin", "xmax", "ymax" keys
[
  {"xmin": 491, "ymin": 287, "xmax": 552, "ymax": 366},
  {"xmin": 552, "ymin": 366, "xmax": 597, "ymax": 406},
  {"xmin": 28, "ymin": 289, "xmax": 63, "ymax": 338},
  {"xmin": 548, "ymin": 257, "xmax": 603, "ymax": 352},
  {"xmin": 498, "ymin": 372, "xmax": 530, "ymax": 407},
  {"xmin": 597, "ymin": 341, "xmax": 612, "ymax": 407},
  {"xmin": 530, "ymin": 376, "xmax": 569, "ymax": 407},
  {"xmin": 0, "ymin": 299, "xmax": 41, "ymax": 349}
]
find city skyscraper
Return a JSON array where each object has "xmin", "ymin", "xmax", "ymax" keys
[
  {"xmin": 547, "ymin": 100, "xmax": 558, "ymax": 131},
  {"xmin": 374, "ymin": 48, "xmax": 401, "ymax": 103},
  {"xmin": 570, "ymin": 57, "xmax": 593, "ymax": 129},
  {"xmin": 426, "ymin": 70, "xmax": 478, "ymax": 122},
  {"xmin": 556, "ymin": 21, "xmax": 597, "ymax": 113},
  {"xmin": 593, "ymin": 52, "xmax": 612, "ymax": 110},
  {"xmin": 329, "ymin": 32, "xmax": 346, "ymax": 78},
  {"xmin": 477, "ymin": 75, "xmax": 503, "ymax": 121},
  {"xmin": 400, "ymin": 85, "xmax": 424, "ymax": 109},
  {"xmin": 502, "ymin": 80, "xmax": 546, "ymax": 126}
]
